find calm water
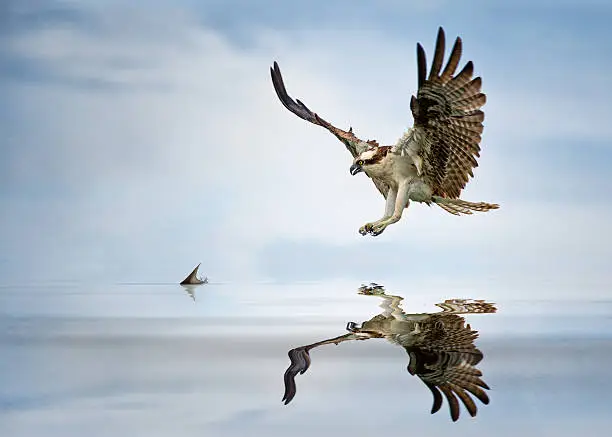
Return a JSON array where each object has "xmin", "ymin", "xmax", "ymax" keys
[{"xmin": 1, "ymin": 281, "xmax": 611, "ymax": 436}]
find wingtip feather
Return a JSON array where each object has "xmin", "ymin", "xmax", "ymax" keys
[
  {"xmin": 428, "ymin": 27, "xmax": 446, "ymax": 80},
  {"xmin": 416, "ymin": 43, "xmax": 427, "ymax": 88},
  {"xmin": 437, "ymin": 26, "xmax": 445, "ymax": 40},
  {"xmin": 440, "ymin": 36, "xmax": 462, "ymax": 81}
]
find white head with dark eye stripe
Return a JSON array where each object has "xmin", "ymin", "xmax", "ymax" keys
[{"xmin": 349, "ymin": 148, "xmax": 385, "ymax": 176}]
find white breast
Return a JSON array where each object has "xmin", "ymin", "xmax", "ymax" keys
[{"xmin": 365, "ymin": 153, "xmax": 418, "ymax": 188}]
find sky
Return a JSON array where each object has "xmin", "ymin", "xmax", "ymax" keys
[{"xmin": 1, "ymin": 0, "xmax": 612, "ymax": 294}]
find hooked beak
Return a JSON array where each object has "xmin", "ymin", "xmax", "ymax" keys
[{"xmin": 349, "ymin": 163, "xmax": 363, "ymax": 176}]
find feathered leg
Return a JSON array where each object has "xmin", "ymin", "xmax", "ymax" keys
[
  {"xmin": 359, "ymin": 186, "xmax": 397, "ymax": 235},
  {"xmin": 363, "ymin": 182, "xmax": 410, "ymax": 236}
]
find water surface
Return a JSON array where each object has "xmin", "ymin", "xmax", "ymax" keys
[{"xmin": 1, "ymin": 281, "xmax": 611, "ymax": 436}]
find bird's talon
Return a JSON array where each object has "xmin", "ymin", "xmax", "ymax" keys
[
  {"xmin": 370, "ymin": 222, "xmax": 388, "ymax": 236},
  {"xmin": 358, "ymin": 223, "xmax": 375, "ymax": 235}
]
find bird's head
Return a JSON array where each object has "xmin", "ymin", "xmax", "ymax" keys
[{"xmin": 350, "ymin": 148, "xmax": 377, "ymax": 176}]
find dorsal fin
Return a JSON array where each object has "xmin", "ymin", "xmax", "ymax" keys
[{"xmin": 180, "ymin": 263, "xmax": 205, "ymax": 285}]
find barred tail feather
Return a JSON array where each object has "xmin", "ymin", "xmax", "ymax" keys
[{"xmin": 432, "ymin": 196, "xmax": 499, "ymax": 216}]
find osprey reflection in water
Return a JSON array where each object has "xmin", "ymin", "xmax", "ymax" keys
[
  {"xmin": 282, "ymin": 284, "xmax": 496, "ymax": 422},
  {"xmin": 271, "ymin": 27, "xmax": 499, "ymax": 236}
]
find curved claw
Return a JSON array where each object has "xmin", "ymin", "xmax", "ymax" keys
[
  {"xmin": 358, "ymin": 223, "xmax": 374, "ymax": 235},
  {"xmin": 370, "ymin": 222, "xmax": 388, "ymax": 236}
]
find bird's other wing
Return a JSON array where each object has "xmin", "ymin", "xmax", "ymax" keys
[
  {"xmin": 271, "ymin": 62, "xmax": 374, "ymax": 158},
  {"xmin": 435, "ymin": 299, "xmax": 497, "ymax": 315},
  {"xmin": 407, "ymin": 27, "xmax": 486, "ymax": 199},
  {"xmin": 405, "ymin": 314, "xmax": 490, "ymax": 421},
  {"xmin": 282, "ymin": 333, "xmax": 368, "ymax": 405},
  {"xmin": 270, "ymin": 61, "xmax": 390, "ymax": 198},
  {"xmin": 282, "ymin": 346, "xmax": 312, "ymax": 405}
]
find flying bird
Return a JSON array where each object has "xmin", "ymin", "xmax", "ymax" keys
[
  {"xmin": 270, "ymin": 27, "xmax": 499, "ymax": 236},
  {"xmin": 282, "ymin": 284, "xmax": 496, "ymax": 422}
]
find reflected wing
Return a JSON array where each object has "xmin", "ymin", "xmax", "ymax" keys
[
  {"xmin": 270, "ymin": 62, "xmax": 390, "ymax": 198},
  {"xmin": 405, "ymin": 314, "xmax": 490, "ymax": 421},
  {"xmin": 435, "ymin": 299, "xmax": 497, "ymax": 315},
  {"xmin": 282, "ymin": 333, "xmax": 372, "ymax": 405},
  {"xmin": 282, "ymin": 347, "xmax": 312, "ymax": 405},
  {"xmin": 407, "ymin": 27, "xmax": 486, "ymax": 199}
]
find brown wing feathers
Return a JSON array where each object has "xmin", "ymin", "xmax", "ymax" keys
[
  {"xmin": 427, "ymin": 27, "xmax": 445, "ymax": 81},
  {"xmin": 406, "ymin": 313, "xmax": 490, "ymax": 421},
  {"xmin": 440, "ymin": 36, "xmax": 463, "ymax": 82},
  {"xmin": 413, "ymin": 27, "xmax": 486, "ymax": 198}
]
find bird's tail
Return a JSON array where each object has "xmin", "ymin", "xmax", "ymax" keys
[{"xmin": 432, "ymin": 196, "xmax": 500, "ymax": 216}]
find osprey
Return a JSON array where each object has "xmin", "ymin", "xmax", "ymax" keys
[{"xmin": 270, "ymin": 27, "xmax": 499, "ymax": 236}]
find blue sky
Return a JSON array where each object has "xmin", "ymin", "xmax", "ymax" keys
[{"xmin": 1, "ymin": 0, "xmax": 611, "ymax": 293}]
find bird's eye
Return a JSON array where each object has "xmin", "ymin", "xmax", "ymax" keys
[{"xmin": 358, "ymin": 160, "xmax": 364, "ymax": 166}]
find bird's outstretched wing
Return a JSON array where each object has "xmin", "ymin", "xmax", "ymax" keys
[
  {"xmin": 405, "ymin": 314, "xmax": 490, "ymax": 422},
  {"xmin": 405, "ymin": 27, "xmax": 486, "ymax": 199},
  {"xmin": 282, "ymin": 333, "xmax": 374, "ymax": 405},
  {"xmin": 270, "ymin": 62, "xmax": 390, "ymax": 197},
  {"xmin": 282, "ymin": 346, "xmax": 312, "ymax": 405}
]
